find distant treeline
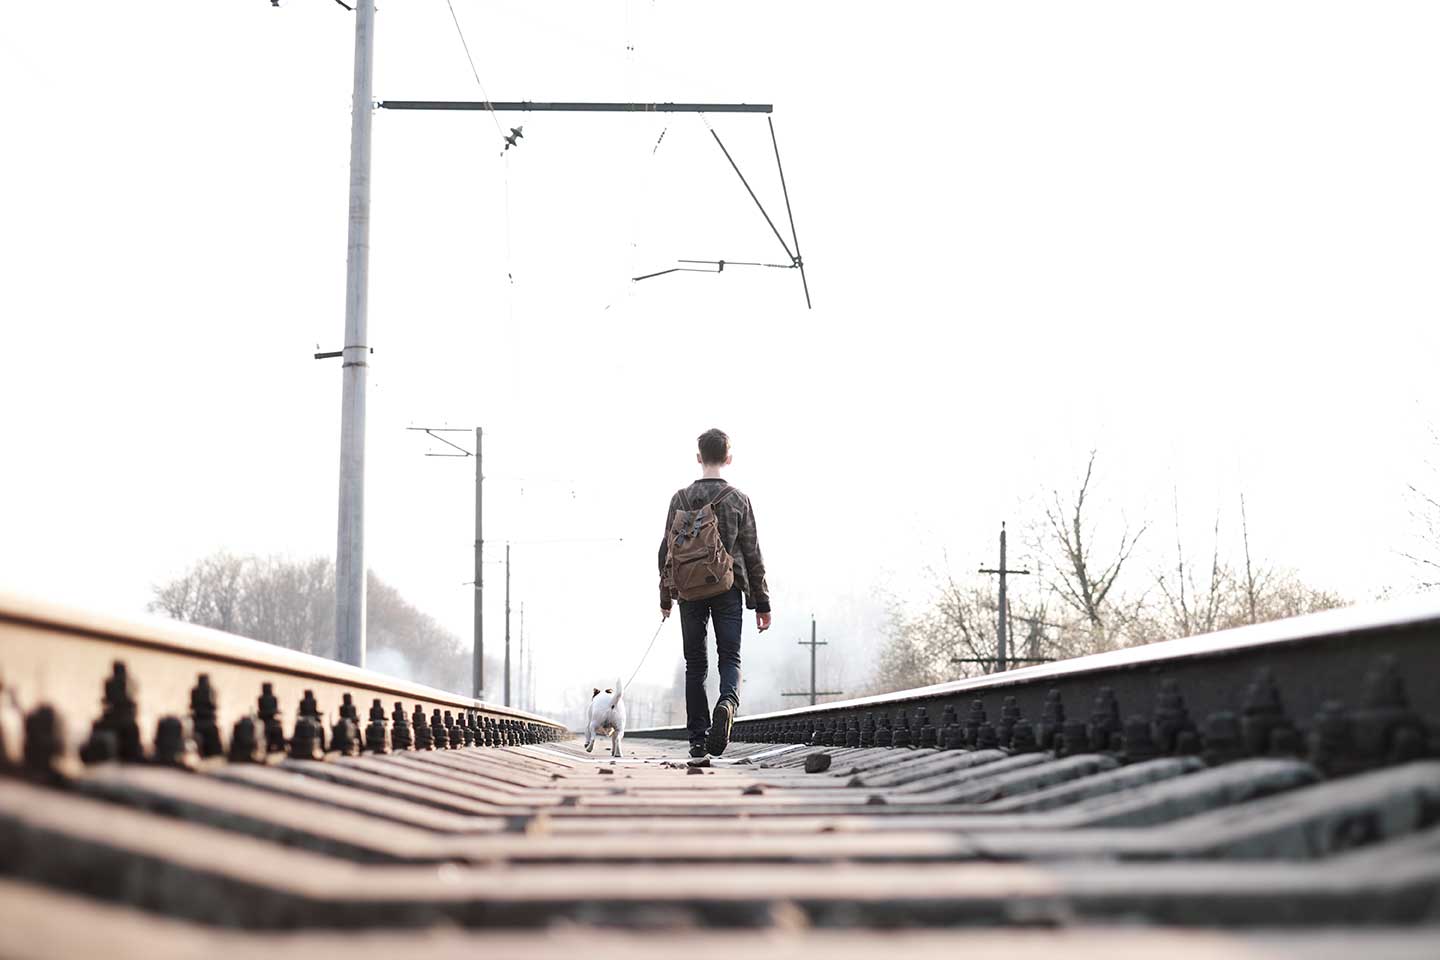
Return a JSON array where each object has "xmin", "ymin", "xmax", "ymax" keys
[
  {"xmin": 874, "ymin": 452, "xmax": 1344, "ymax": 694},
  {"xmin": 149, "ymin": 552, "xmax": 493, "ymax": 696}
]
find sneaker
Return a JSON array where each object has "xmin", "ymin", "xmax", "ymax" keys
[
  {"xmin": 688, "ymin": 744, "xmax": 707, "ymax": 758},
  {"xmin": 706, "ymin": 700, "xmax": 734, "ymax": 756}
]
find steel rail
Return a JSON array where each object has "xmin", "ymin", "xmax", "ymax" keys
[
  {"xmin": 0, "ymin": 590, "xmax": 566, "ymax": 768},
  {"xmin": 629, "ymin": 596, "xmax": 1440, "ymax": 749},
  {"xmin": 3, "ymin": 742, "xmax": 1440, "ymax": 932},
  {"xmin": 2, "ymin": 591, "xmax": 1437, "ymax": 944},
  {"xmin": 1, "ymin": 591, "xmax": 1437, "ymax": 947}
]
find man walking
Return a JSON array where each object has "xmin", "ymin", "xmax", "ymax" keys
[{"xmin": 659, "ymin": 428, "xmax": 771, "ymax": 757}]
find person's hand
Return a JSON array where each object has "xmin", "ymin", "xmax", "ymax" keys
[
  {"xmin": 660, "ymin": 606, "xmax": 671, "ymax": 621},
  {"xmin": 756, "ymin": 611, "xmax": 772, "ymax": 632}
]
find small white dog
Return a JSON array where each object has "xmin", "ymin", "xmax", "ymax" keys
[{"xmin": 584, "ymin": 679, "xmax": 626, "ymax": 758}]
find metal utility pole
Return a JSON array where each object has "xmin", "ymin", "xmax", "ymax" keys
[
  {"xmin": 978, "ymin": 522, "xmax": 1031, "ymax": 672},
  {"xmin": 782, "ymin": 616, "xmax": 842, "ymax": 706},
  {"xmin": 406, "ymin": 426, "xmax": 484, "ymax": 698},
  {"xmin": 517, "ymin": 602, "xmax": 525, "ymax": 711},
  {"xmin": 504, "ymin": 542, "xmax": 512, "ymax": 706},
  {"xmin": 334, "ymin": 0, "xmax": 376, "ymax": 667},
  {"xmin": 494, "ymin": 536, "xmax": 621, "ymax": 709},
  {"xmin": 474, "ymin": 427, "xmax": 483, "ymax": 697}
]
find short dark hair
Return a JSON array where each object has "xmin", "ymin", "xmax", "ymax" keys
[{"xmin": 697, "ymin": 428, "xmax": 730, "ymax": 465}]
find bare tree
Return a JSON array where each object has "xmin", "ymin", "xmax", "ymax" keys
[
  {"xmin": 880, "ymin": 463, "xmax": 1345, "ymax": 683},
  {"xmin": 151, "ymin": 552, "xmax": 475, "ymax": 695},
  {"xmin": 1239, "ymin": 493, "xmax": 1263, "ymax": 623},
  {"xmin": 1139, "ymin": 494, "xmax": 1342, "ymax": 641},
  {"xmin": 1008, "ymin": 591, "xmax": 1066, "ymax": 663},
  {"xmin": 1043, "ymin": 451, "xmax": 1147, "ymax": 646},
  {"xmin": 1224, "ymin": 497, "xmax": 1342, "ymax": 627},
  {"xmin": 875, "ymin": 599, "xmax": 952, "ymax": 691},
  {"xmin": 239, "ymin": 555, "xmax": 334, "ymax": 655},
  {"xmin": 875, "ymin": 571, "xmax": 1077, "ymax": 694},
  {"xmin": 365, "ymin": 572, "xmax": 469, "ymax": 692},
  {"xmin": 937, "ymin": 567, "xmax": 1003, "ymax": 675},
  {"xmin": 1405, "ymin": 492, "xmax": 1440, "ymax": 589},
  {"xmin": 1221, "ymin": 568, "xmax": 1343, "ymax": 626},
  {"xmin": 148, "ymin": 567, "xmax": 201, "ymax": 623},
  {"xmin": 1154, "ymin": 496, "xmax": 1228, "ymax": 638},
  {"xmin": 1402, "ymin": 423, "xmax": 1440, "ymax": 590},
  {"xmin": 149, "ymin": 552, "xmax": 250, "ymax": 634}
]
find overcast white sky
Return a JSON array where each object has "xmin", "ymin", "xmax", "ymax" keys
[{"xmin": 2, "ymin": 2, "xmax": 1437, "ymax": 717}]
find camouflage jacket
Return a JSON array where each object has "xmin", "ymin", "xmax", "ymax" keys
[{"xmin": 658, "ymin": 478, "xmax": 771, "ymax": 613}]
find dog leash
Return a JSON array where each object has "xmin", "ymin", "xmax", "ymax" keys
[{"xmin": 623, "ymin": 618, "xmax": 668, "ymax": 693}]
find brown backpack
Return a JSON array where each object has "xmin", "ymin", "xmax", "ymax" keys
[{"xmin": 664, "ymin": 486, "xmax": 738, "ymax": 602}]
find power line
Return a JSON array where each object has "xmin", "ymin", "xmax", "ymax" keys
[
  {"xmin": 439, "ymin": 0, "xmax": 503, "ymax": 136},
  {"xmin": 436, "ymin": 1, "xmax": 515, "ymax": 297},
  {"xmin": 381, "ymin": 20, "xmax": 808, "ymax": 313},
  {"xmin": 629, "ymin": 118, "xmax": 810, "ymax": 308}
]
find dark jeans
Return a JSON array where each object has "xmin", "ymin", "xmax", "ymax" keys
[{"xmin": 679, "ymin": 586, "xmax": 743, "ymax": 746}]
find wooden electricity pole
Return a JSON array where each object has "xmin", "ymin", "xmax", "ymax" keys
[
  {"xmin": 954, "ymin": 523, "xmax": 1055, "ymax": 673},
  {"xmin": 978, "ymin": 522, "xmax": 1030, "ymax": 671},
  {"xmin": 782, "ymin": 616, "xmax": 842, "ymax": 706}
]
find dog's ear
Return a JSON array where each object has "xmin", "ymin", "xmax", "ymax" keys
[{"xmin": 592, "ymin": 687, "xmax": 600, "ymax": 698}]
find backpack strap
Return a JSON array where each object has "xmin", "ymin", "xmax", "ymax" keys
[
  {"xmin": 673, "ymin": 485, "xmax": 707, "ymax": 545},
  {"xmin": 677, "ymin": 484, "xmax": 736, "ymax": 541},
  {"xmin": 693, "ymin": 485, "xmax": 736, "ymax": 538},
  {"xmin": 682, "ymin": 483, "xmax": 735, "ymax": 510}
]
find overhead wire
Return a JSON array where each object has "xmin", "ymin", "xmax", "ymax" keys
[
  {"xmin": 620, "ymin": 36, "xmax": 807, "ymax": 306},
  {"xmin": 638, "ymin": 113, "xmax": 809, "ymax": 307},
  {"xmin": 624, "ymin": 0, "xmax": 637, "ymax": 301},
  {"xmin": 440, "ymin": 0, "xmax": 516, "ymax": 311},
  {"xmin": 620, "ymin": 0, "xmax": 668, "ymax": 311},
  {"xmin": 601, "ymin": 0, "xmax": 664, "ymax": 314},
  {"xmin": 442, "ymin": 0, "xmax": 503, "ymax": 138}
]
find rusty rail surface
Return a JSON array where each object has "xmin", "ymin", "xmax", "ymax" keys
[{"xmin": 1, "ymin": 592, "xmax": 1438, "ymax": 957}]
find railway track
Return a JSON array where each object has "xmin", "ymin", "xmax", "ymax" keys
[{"xmin": 2, "ymin": 591, "xmax": 1439, "ymax": 957}]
